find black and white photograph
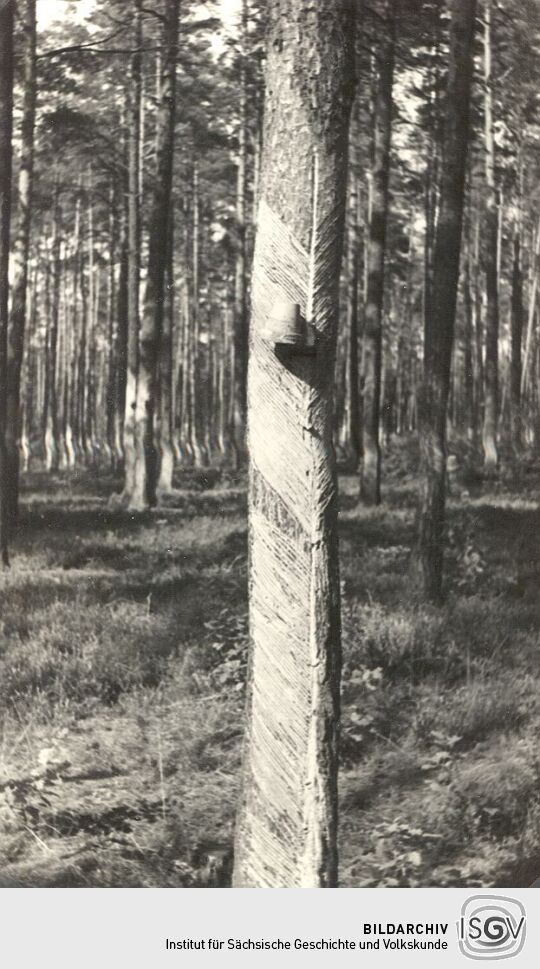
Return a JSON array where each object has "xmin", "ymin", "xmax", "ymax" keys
[{"xmin": 0, "ymin": 0, "xmax": 539, "ymax": 893}]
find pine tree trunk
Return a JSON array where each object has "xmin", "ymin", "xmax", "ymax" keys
[
  {"xmin": 472, "ymin": 215, "xmax": 484, "ymax": 434},
  {"xmin": 360, "ymin": 2, "xmax": 395, "ymax": 505},
  {"xmin": 521, "ymin": 218, "xmax": 540, "ymax": 403},
  {"xmin": 45, "ymin": 186, "xmax": 61, "ymax": 471},
  {"xmin": 423, "ymin": 5, "xmax": 442, "ymax": 331},
  {"xmin": 463, "ymin": 265, "xmax": 475, "ymax": 437},
  {"xmin": 233, "ymin": 0, "xmax": 249, "ymax": 462},
  {"xmin": 216, "ymin": 301, "xmax": 231, "ymax": 462},
  {"xmin": 510, "ymin": 215, "xmax": 523, "ymax": 452},
  {"xmin": 56, "ymin": 260, "xmax": 68, "ymax": 467},
  {"xmin": 157, "ymin": 210, "xmax": 175, "ymax": 494},
  {"xmin": 20, "ymin": 265, "xmax": 37, "ymax": 470},
  {"xmin": 85, "ymin": 190, "xmax": 96, "ymax": 464},
  {"xmin": 69, "ymin": 197, "xmax": 82, "ymax": 466},
  {"xmin": 5, "ymin": 0, "xmax": 36, "ymax": 522},
  {"xmin": 77, "ymin": 202, "xmax": 88, "ymax": 460},
  {"xmin": 188, "ymin": 163, "xmax": 205, "ymax": 467},
  {"xmin": 129, "ymin": 0, "xmax": 179, "ymax": 508},
  {"xmin": 345, "ymin": 105, "xmax": 360, "ymax": 468},
  {"xmin": 417, "ymin": 0, "xmax": 476, "ymax": 603},
  {"xmin": 482, "ymin": 0, "xmax": 499, "ymax": 473},
  {"xmin": 122, "ymin": 2, "xmax": 142, "ymax": 500},
  {"xmin": 233, "ymin": 0, "xmax": 355, "ymax": 889},
  {"xmin": 462, "ymin": 210, "xmax": 475, "ymax": 438},
  {"xmin": 106, "ymin": 182, "xmax": 118, "ymax": 465},
  {"xmin": 396, "ymin": 216, "xmax": 414, "ymax": 436},
  {"xmin": 0, "ymin": 0, "xmax": 15, "ymax": 565},
  {"xmin": 115, "ymin": 171, "xmax": 129, "ymax": 466}
]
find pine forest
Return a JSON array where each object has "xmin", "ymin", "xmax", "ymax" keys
[{"xmin": 0, "ymin": 0, "xmax": 540, "ymax": 889}]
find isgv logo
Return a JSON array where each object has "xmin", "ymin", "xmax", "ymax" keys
[{"xmin": 457, "ymin": 895, "xmax": 526, "ymax": 961}]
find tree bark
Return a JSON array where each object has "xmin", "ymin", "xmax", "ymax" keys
[
  {"xmin": 20, "ymin": 266, "xmax": 37, "ymax": 471},
  {"xmin": 128, "ymin": 0, "xmax": 179, "ymax": 508},
  {"xmin": 69, "ymin": 196, "xmax": 82, "ymax": 465},
  {"xmin": 57, "ymin": 252, "xmax": 69, "ymax": 467},
  {"xmin": 417, "ymin": 0, "xmax": 476, "ymax": 603},
  {"xmin": 5, "ymin": 0, "xmax": 36, "ymax": 522},
  {"xmin": 122, "ymin": 1, "xmax": 142, "ymax": 500},
  {"xmin": 521, "ymin": 217, "xmax": 540, "ymax": 402},
  {"xmin": 76, "ymin": 197, "xmax": 89, "ymax": 460},
  {"xmin": 510, "ymin": 209, "xmax": 523, "ymax": 452},
  {"xmin": 85, "ymin": 188, "xmax": 96, "ymax": 463},
  {"xmin": 233, "ymin": 0, "xmax": 249, "ymax": 462},
  {"xmin": 115, "ymin": 217, "xmax": 129, "ymax": 463},
  {"xmin": 423, "ymin": 3, "xmax": 443, "ymax": 336},
  {"xmin": 0, "ymin": 0, "xmax": 15, "ymax": 565},
  {"xmin": 472, "ymin": 214, "xmax": 484, "ymax": 433},
  {"xmin": 157, "ymin": 208, "xmax": 175, "ymax": 494},
  {"xmin": 105, "ymin": 181, "xmax": 118, "ymax": 466},
  {"xmin": 233, "ymin": 0, "xmax": 355, "ymax": 888},
  {"xmin": 463, "ymin": 241, "xmax": 475, "ymax": 438},
  {"xmin": 481, "ymin": 0, "xmax": 499, "ymax": 473},
  {"xmin": 44, "ymin": 186, "xmax": 62, "ymax": 471},
  {"xmin": 188, "ymin": 162, "xmax": 205, "ymax": 467},
  {"xmin": 345, "ymin": 103, "xmax": 360, "ymax": 468},
  {"xmin": 462, "ymin": 201, "xmax": 475, "ymax": 438},
  {"xmin": 360, "ymin": 1, "xmax": 395, "ymax": 505}
]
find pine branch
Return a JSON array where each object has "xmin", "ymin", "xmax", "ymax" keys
[{"xmin": 37, "ymin": 25, "xmax": 128, "ymax": 58}]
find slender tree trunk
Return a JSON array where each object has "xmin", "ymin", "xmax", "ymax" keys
[
  {"xmin": 481, "ymin": 0, "xmax": 499, "ymax": 473},
  {"xmin": 462, "ymin": 187, "xmax": 475, "ymax": 438},
  {"xmin": 188, "ymin": 163, "xmax": 205, "ymax": 467},
  {"xmin": 115, "ymin": 154, "xmax": 129, "ymax": 466},
  {"xmin": 179, "ymin": 280, "xmax": 192, "ymax": 462},
  {"xmin": 45, "ymin": 185, "xmax": 61, "ymax": 471},
  {"xmin": 345, "ymin": 103, "xmax": 360, "ymax": 468},
  {"xmin": 122, "ymin": 2, "xmax": 142, "ymax": 499},
  {"xmin": 129, "ymin": 0, "xmax": 179, "ymax": 508},
  {"xmin": 68, "ymin": 196, "xmax": 81, "ymax": 465},
  {"xmin": 533, "ymin": 310, "xmax": 540, "ymax": 447},
  {"xmin": 472, "ymin": 214, "xmax": 484, "ymax": 434},
  {"xmin": 56, "ymin": 257, "xmax": 69, "ymax": 467},
  {"xmin": 20, "ymin": 264, "xmax": 37, "ymax": 470},
  {"xmin": 423, "ymin": 4, "xmax": 442, "ymax": 329},
  {"xmin": 77, "ymin": 200, "xmax": 88, "ymax": 460},
  {"xmin": 417, "ymin": 0, "xmax": 476, "ymax": 603},
  {"xmin": 0, "ymin": 0, "xmax": 15, "ymax": 565},
  {"xmin": 105, "ymin": 182, "xmax": 118, "ymax": 465},
  {"xmin": 521, "ymin": 217, "xmax": 540, "ymax": 401},
  {"xmin": 360, "ymin": 2, "xmax": 395, "ymax": 505},
  {"xmin": 510, "ymin": 210, "xmax": 523, "ymax": 452},
  {"xmin": 85, "ymin": 186, "xmax": 96, "ymax": 463},
  {"xmin": 171, "ymin": 277, "xmax": 183, "ymax": 463},
  {"xmin": 463, "ymin": 230, "xmax": 475, "ymax": 438},
  {"xmin": 233, "ymin": 0, "xmax": 355, "ymax": 888},
  {"xmin": 157, "ymin": 209, "xmax": 175, "ymax": 494},
  {"xmin": 233, "ymin": 0, "xmax": 249, "ymax": 462},
  {"xmin": 216, "ymin": 300, "xmax": 229, "ymax": 461},
  {"xmin": 5, "ymin": 0, "xmax": 36, "ymax": 522}
]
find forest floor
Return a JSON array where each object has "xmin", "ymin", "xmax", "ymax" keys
[{"xmin": 1, "ymin": 439, "xmax": 539, "ymax": 888}]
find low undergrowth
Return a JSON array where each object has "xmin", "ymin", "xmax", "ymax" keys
[{"xmin": 0, "ymin": 445, "xmax": 539, "ymax": 887}]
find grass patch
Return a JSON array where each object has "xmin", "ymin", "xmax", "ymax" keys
[{"xmin": 1, "ymin": 450, "xmax": 539, "ymax": 887}]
